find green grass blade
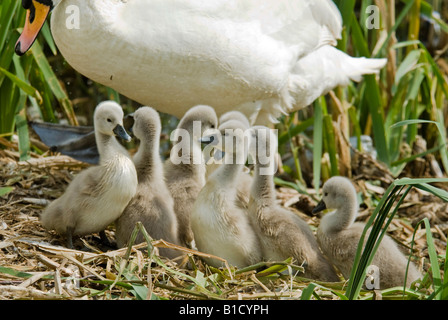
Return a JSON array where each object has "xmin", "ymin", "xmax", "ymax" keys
[
  {"xmin": 431, "ymin": 11, "xmax": 448, "ymax": 33},
  {"xmin": 0, "ymin": 187, "xmax": 14, "ymax": 197},
  {"xmin": 0, "ymin": 66, "xmax": 42, "ymax": 103},
  {"xmin": 394, "ymin": 50, "xmax": 421, "ymax": 86},
  {"xmin": 323, "ymin": 114, "xmax": 339, "ymax": 176},
  {"xmin": 106, "ymin": 87, "xmax": 121, "ymax": 103},
  {"xmin": 350, "ymin": 11, "xmax": 370, "ymax": 57},
  {"xmin": 414, "ymin": 183, "xmax": 448, "ymax": 202},
  {"xmin": 29, "ymin": 61, "xmax": 57, "ymax": 123},
  {"xmin": 346, "ymin": 178, "xmax": 448, "ymax": 299},
  {"xmin": 391, "ymin": 144, "xmax": 445, "ymax": 167},
  {"xmin": 347, "ymin": 12, "xmax": 391, "ymax": 164},
  {"xmin": 0, "ymin": 34, "xmax": 17, "ymax": 87},
  {"xmin": 404, "ymin": 69, "xmax": 426, "ymax": 146},
  {"xmin": 29, "ymin": 40, "xmax": 78, "ymax": 126},
  {"xmin": 278, "ymin": 117, "xmax": 313, "ymax": 146},
  {"xmin": 394, "ymin": 177, "xmax": 448, "ymax": 186},
  {"xmin": 122, "ymin": 272, "xmax": 159, "ymax": 300},
  {"xmin": 420, "ymin": 43, "xmax": 448, "ymax": 97},
  {"xmin": 443, "ymin": 241, "xmax": 448, "ymax": 300},
  {"xmin": 345, "ymin": 182, "xmax": 399, "ymax": 299},
  {"xmin": 0, "ymin": 266, "xmax": 33, "ymax": 279},
  {"xmin": 12, "ymin": 55, "xmax": 31, "ymax": 160},
  {"xmin": 300, "ymin": 283, "xmax": 318, "ymax": 300},
  {"xmin": 0, "ymin": 1, "xmax": 19, "ymax": 53},
  {"xmin": 420, "ymin": 218, "xmax": 442, "ymax": 299},
  {"xmin": 40, "ymin": 21, "xmax": 58, "ymax": 56},
  {"xmin": 313, "ymin": 98, "xmax": 324, "ymax": 192},
  {"xmin": 406, "ymin": 0, "xmax": 421, "ymax": 55},
  {"xmin": 350, "ymin": 186, "xmax": 405, "ymax": 299},
  {"xmin": 348, "ymin": 106, "xmax": 362, "ymax": 151},
  {"xmin": 363, "ymin": 75, "xmax": 390, "ymax": 166},
  {"xmin": 434, "ymin": 108, "xmax": 448, "ymax": 175},
  {"xmin": 301, "ymin": 282, "xmax": 348, "ymax": 301},
  {"xmin": 15, "ymin": 104, "xmax": 30, "ymax": 161}
]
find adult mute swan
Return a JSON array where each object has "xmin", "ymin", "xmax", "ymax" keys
[{"xmin": 16, "ymin": 0, "xmax": 387, "ymax": 124}]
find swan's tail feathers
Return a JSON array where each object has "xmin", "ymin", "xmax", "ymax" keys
[
  {"xmin": 250, "ymin": 46, "xmax": 387, "ymax": 125},
  {"xmin": 342, "ymin": 56, "xmax": 388, "ymax": 83},
  {"xmin": 311, "ymin": 46, "xmax": 388, "ymax": 84},
  {"xmin": 290, "ymin": 46, "xmax": 387, "ymax": 109}
]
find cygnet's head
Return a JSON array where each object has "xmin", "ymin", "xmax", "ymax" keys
[
  {"xmin": 206, "ymin": 120, "xmax": 250, "ymax": 164},
  {"xmin": 248, "ymin": 126, "xmax": 278, "ymax": 166},
  {"xmin": 219, "ymin": 111, "xmax": 250, "ymax": 128},
  {"xmin": 176, "ymin": 105, "xmax": 218, "ymax": 141},
  {"xmin": 94, "ymin": 101, "xmax": 131, "ymax": 141},
  {"xmin": 313, "ymin": 176, "xmax": 358, "ymax": 214},
  {"xmin": 131, "ymin": 106, "xmax": 161, "ymax": 141}
]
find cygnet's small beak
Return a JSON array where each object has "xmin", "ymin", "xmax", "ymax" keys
[
  {"xmin": 312, "ymin": 200, "xmax": 327, "ymax": 215},
  {"xmin": 213, "ymin": 150, "xmax": 225, "ymax": 161},
  {"xmin": 113, "ymin": 124, "xmax": 132, "ymax": 142},
  {"xmin": 199, "ymin": 134, "xmax": 216, "ymax": 145}
]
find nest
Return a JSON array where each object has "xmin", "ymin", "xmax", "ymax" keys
[{"xmin": 0, "ymin": 138, "xmax": 447, "ymax": 300}]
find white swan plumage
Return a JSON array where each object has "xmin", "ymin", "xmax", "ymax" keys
[{"xmin": 17, "ymin": 0, "xmax": 387, "ymax": 123}]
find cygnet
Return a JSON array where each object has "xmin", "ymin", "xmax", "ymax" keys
[
  {"xmin": 115, "ymin": 106, "xmax": 181, "ymax": 259},
  {"xmin": 191, "ymin": 120, "xmax": 262, "ymax": 268},
  {"xmin": 40, "ymin": 101, "xmax": 138, "ymax": 248},
  {"xmin": 206, "ymin": 110, "xmax": 253, "ymax": 202},
  {"xmin": 164, "ymin": 105, "xmax": 218, "ymax": 248},
  {"xmin": 314, "ymin": 176, "xmax": 422, "ymax": 288},
  {"xmin": 247, "ymin": 126, "xmax": 339, "ymax": 281}
]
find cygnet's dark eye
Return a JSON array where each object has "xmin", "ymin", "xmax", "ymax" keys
[
  {"xmin": 210, "ymin": 124, "xmax": 215, "ymax": 129},
  {"xmin": 107, "ymin": 118, "xmax": 112, "ymax": 123},
  {"xmin": 324, "ymin": 192, "xmax": 328, "ymax": 197}
]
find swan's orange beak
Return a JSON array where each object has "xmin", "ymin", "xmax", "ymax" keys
[{"xmin": 15, "ymin": 1, "xmax": 52, "ymax": 56}]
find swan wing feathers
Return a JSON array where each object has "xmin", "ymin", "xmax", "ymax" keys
[
  {"xmin": 296, "ymin": 46, "xmax": 387, "ymax": 99},
  {"xmin": 76, "ymin": 166, "xmax": 109, "ymax": 198},
  {"xmin": 224, "ymin": 0, "xmax": 343, "ymax": 54}
]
